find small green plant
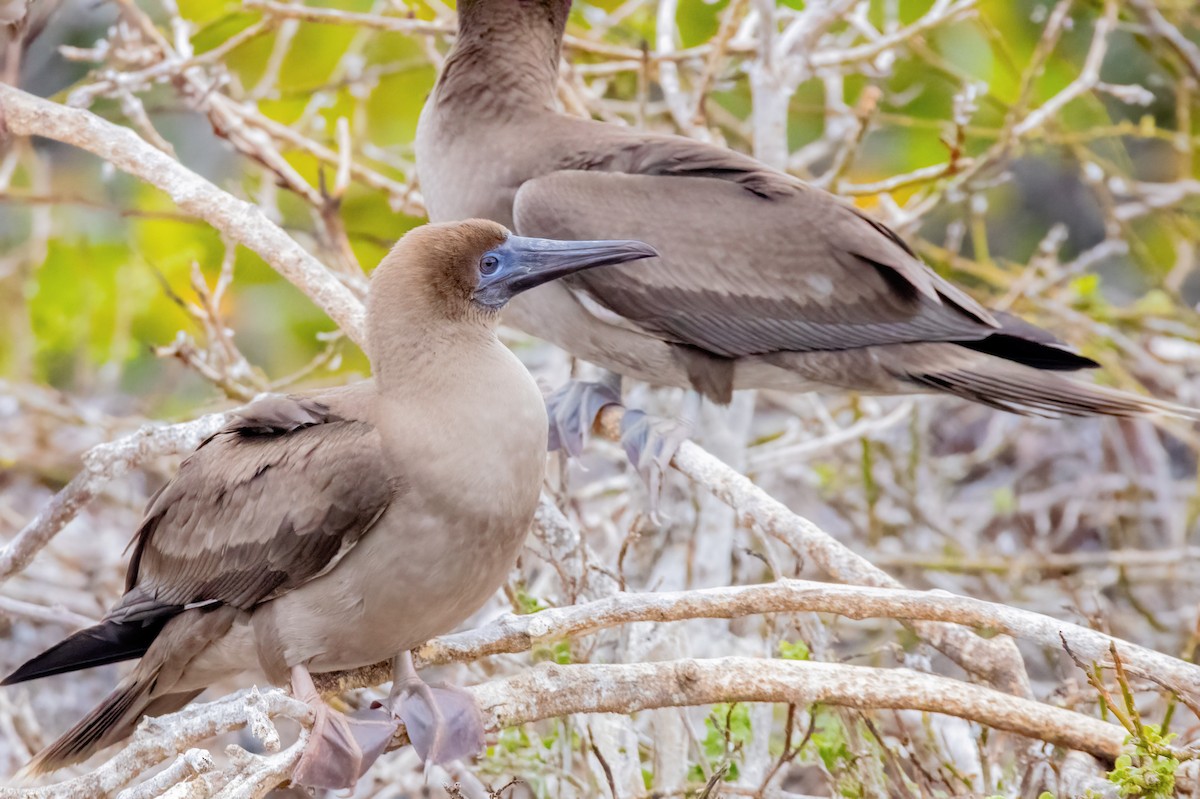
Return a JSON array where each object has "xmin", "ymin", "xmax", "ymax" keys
[
  {"xmin": 808, "ymin": 707, "xmax": 868, "ymax": 799},
  {"xmin": 509, "ymin": 581, "xmax": 548, "ymax": 614},
  {"xmin": 1065, "ymin": 642, "xmax": 1186, "ymax": 799},
  {"xmin": 1069, "ymin": 273, "xmax": 1112, "ymax": 320},
  {"xmin": 531, "ymin": 638, "xmax": 572, "ymax": 664},
  {"xmin": 1107, "ymin": 725, "xmax": 1179, "ymax": 798},
  {"xmin": 687, "ymin": 703, "xmax": 753, "ymax": 783},
  {"xmin": 991, "ymin": 485, "xmax": 1016, "ymax": 515}
]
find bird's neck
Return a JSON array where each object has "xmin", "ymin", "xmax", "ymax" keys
[
  {"xmin": 435, "ymin": 0, "xmax": 568, "ymax": 118},
  {"xmin": 368, "ymin": 311, "xmax": 497, "ymax": 395}
]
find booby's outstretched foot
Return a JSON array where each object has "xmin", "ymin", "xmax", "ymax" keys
[
  {"xmin": 619, "ymin": 409, "xmax": 691, "ymax": 514},
  {"xmin": 378, "ymin": 652, "xmax": 485, "ymax": 774},
  {"xmin": 546, "ymin": 377, "xmax": 690, "ymax": 514},
  {"xmin": 290, "ymin": 665, "xmax": 398, "ymax": 790},
  {"xmin": 546, "ymin": 378, "xmax": 622, "ymax": 457}
]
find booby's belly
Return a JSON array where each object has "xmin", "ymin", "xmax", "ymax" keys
[
  {"xmin": 260, "ymin": 506, "xmax": 530, "ymax": 674},
  {"xmin": 171, "ymin": 511, "xmax": 527, "ymax": 690}
]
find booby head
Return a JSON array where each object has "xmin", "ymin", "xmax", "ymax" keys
[{"xmin": 373, "ymin": 219, "xmax": 656, "ymax": 322}]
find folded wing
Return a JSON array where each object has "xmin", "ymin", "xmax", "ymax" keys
[{"xmin": 4, "ymin": 395, "xmax": 397, "ymax": 684}]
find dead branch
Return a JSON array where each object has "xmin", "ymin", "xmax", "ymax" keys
[
  {"xmin": 474, "ymin": 658, "xmax": 1125, "ymax": 759},
  {"xmin": 415, "ymin": 580, "xmax": 1200, "ymax": 701}
]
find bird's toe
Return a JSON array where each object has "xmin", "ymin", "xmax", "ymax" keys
[
  {"xmin": 620, "ymin": 409, "xmax": 690, "ymax": 519},
  {"xmin": 293, "ymin": 700, "xmax": 398, "ymax": 790},
  {"xmin": 546, "ymin": 379, "xmax": 623, "ymax": 456},
  {"xmin": 390, "ymin": 683, "xmax": 485, "ymax": 766}
]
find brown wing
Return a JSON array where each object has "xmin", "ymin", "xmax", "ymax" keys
[
  {"xmin": 109, "ymin": 395, "xmax": 397, "ymax": 621},
  {"xmin": 515, "ymin": 130, "xmax": 998, "ymax": 360}
]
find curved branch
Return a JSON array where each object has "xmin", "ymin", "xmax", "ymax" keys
[
  {"xmin": 317, "ymin": 579, "xmax": 1200, "ymax": 707},
  {"xmin": 431, "ymin": 580, "xmax": 1200, "ymax": 697},
  {"xmin": 474, "ymin": 658, "xmax": 1125, "ymax": 759}
]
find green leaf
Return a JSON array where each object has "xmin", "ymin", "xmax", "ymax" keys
[{"xmin": 779, "ymin": 640, "xmax": 811, "ymax": 661}]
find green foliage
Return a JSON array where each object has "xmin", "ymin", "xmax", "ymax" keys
[
  {"xmin": 481, "ymin": 721, "xmax": 577, "ymax": 795},
  {"xmin": 688, "ymin": 703, "xmax": 753, "ymax": 783},
  {"xmin": 531, "ymin": 639, "xmax": 572, "ymax": 665},
  {"xmin": 778, "ymin": 639, "xmax": 811, "ymax": 661},
  {"xmin": 511, "ymin": 582, "xmax": 549, "ymax": 615},
  {"xmin": 493, "ymin": 726, "xmax": 534, "ymax": 756},
  {"xmin": 28, "ymin": 237, "xmax": 191, "ymax": 392},
  {"xmin": 991, "ymin": 485, "xmax": 1016, "ymax": 515},
  {"xmin": 1130, "ymin": 289, "xmax": 1176, "ymax": 319},
  {"xmin": 1106, "ymin": 725, "xmax": 1179, "ymax": 798},
  {"xmin": 1069, "ymin": 274, "xmax": 1111, "ymax": 319},
  {"xmin": 807, "ymin": 707, "xmax": 873, "ymax": 799},
  {"xmin": 811, "ymin": 710, "xmax": 854, "ymax": 773},
  {"xmin": 812, "ymin": 462, "xmax": 841, "ymax": 494}
]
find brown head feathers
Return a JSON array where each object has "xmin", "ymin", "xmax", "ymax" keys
[
  {"xmin": 365, "ymin": 220, "xmax": 657, "ymax": 379},
  {"xmin": 370, "ymin": 219, "xmax": 510, "ymax": 326}
]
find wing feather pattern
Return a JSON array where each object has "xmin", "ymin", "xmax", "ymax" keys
[
  {"xmin": 4, "ymin": 394, "xmax": 397, "ymax": 689},
  {"xmin": 515, "ymin": 134, "xmax": 1000, "ymax": 365},
  {"xmin": 112, "ymin": 395, "xmax": 396, "ymax": 621}
]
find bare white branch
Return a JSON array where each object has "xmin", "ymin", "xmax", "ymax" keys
[
  {"xmin": 414, "ymin": 579, "xmax": 1200, "ymax": 701},
  {"xmin": 0, "ymin": 412, "xmax": 229, "ymax": 588},
  {"xmin": 3, "ymin": 657, "xmax": 1133, "ymax": 799}
]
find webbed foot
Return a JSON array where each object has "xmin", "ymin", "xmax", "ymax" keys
[
  {"xmin": 546, "ymin": 376, "xmax": 691, "ymax": 516},
  {"xmin": 290, "ymin": 665, "xmax": 399, "ymax": 790},
  {"xmin": 546, "ymin": 378, "xmax": 622, "ymax": 457},
  {"xmin": 376, "ymin": 652, "xmax": 485, "ymax": 779},
  {"xmin": 619, "ymin": 409, "xmax": 691, "ymax": 516}
]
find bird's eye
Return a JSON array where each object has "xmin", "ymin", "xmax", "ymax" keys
[{"xmin": 480, "ymin": 255, "xmax": 500, "ymax": 276}]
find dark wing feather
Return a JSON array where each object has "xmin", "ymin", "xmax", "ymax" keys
[
  {"xmin": 110, "ymin": 395, "xmax": 396, "ymax": 621},
  {"xmin": 517, "ymin": 130, "xmax": 1000, "ymax": 360}
]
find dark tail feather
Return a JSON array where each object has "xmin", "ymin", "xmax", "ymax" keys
[
  {"xmin": 959, "ymin": 311, "xmax": 1100, "ymax": 372},
  {"xmin": 20, "ymin": 676, "xmax": 201, "ymax": 776},
  {"xmin": 2, "ymin": 617, "xmax": 169, "ymax": 685},
  {"xmin": 958, "ymin": 333, "xmax": 1098, "ymax": 372},
  {"xmin": 907, "ymin": 361, "xmax": 1200, "ymax": 420}
]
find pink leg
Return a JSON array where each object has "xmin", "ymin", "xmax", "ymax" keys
[{"xmin": 290, "ymin": 664, "xmax": 398, "ymax": 790}]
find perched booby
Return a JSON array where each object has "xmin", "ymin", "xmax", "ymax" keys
[
  {"xmin": 416, "ymin": 0, "xmax": 1196, "ymax": 471},
  {"xmin": 3, "ymin": 220, "xmax": 656, "ymax": 788}
]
